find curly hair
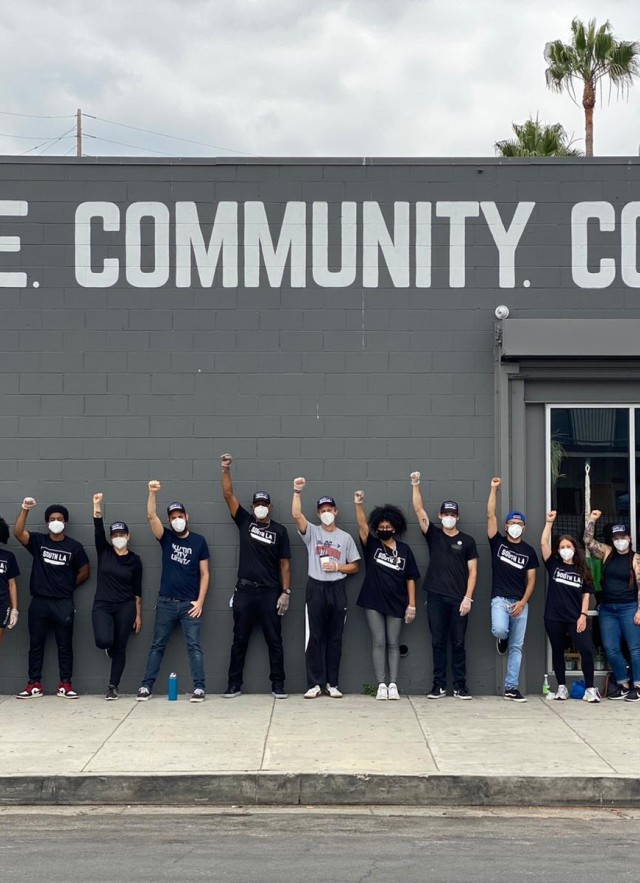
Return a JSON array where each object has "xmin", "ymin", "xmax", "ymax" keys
[
  {"xmin": 368, "ymin": 504, "xmax": 408, "ymax": 537},
  {"xmin": 554, "ymin": 534, "xmax": 593, "ymax": 585},
  {"xmin": 0, "ymin": 517, "xmax": 9, "ymax": 545}
]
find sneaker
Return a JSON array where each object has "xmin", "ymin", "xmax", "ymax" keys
[
  {"xmin": 136, "ymin": 686, "xmax": 151, "ymax": 701},
  {"xmin": 57, "ymin": 682, "xmax": 79, "ymax": 699},
  {"xmin": 453, "ymin": 685, "xmax": 472, "ymax": 700},
  {"xmin": 190, "ymin": 688, "xmax": 206, "ymax": 703},
  {"xmin": 222, "ymin": 686, "xmax": 242, "ymax": 699},
  {"xmin": 105, "ymin": 685, "xmax": 119, "ymax": 701},
  {"xmin": 272, "ymin": 684, "xmax": 288, "ymax": 699},
  {"xmin": 16, "ymin": 681, "xmax": 44, "ymax": 700},
  {"xmin": 496, "ymin": 638, "xmax": 509, "ymax": 656},
  {"xmin": 326, "ymin": 684, "xmax": 343, "ymax": 699},
  {"xmin": 584, "ymin": 687, "xmax": 602, "ymax": 703},
  {"xmin": 375, "ymin": 683, "xmax": 388, "ymax": 700},
  {"xmin": 554, "ymin": 684, "xmax": 569, "ymax": 701},
  {"xmin": 504, "ymin": 688, "xmax": 527, "ymax": 702},
  {"xmin": 427, "ymin": 684, "xmax": 446, "ymax": 699},
  {"xmin": 304, "ymin": 685, "xmax": 322, "ymax": 699},
  {"xmin": 624, "ymin": 687, "xmax": 640, "ymax": 703},
  {"xmin": 607, "ymin": 684, "xmax": 629, "ymax": 700},
  {"xmin": 387, "ymin": 683, "xmax": 400, "ymax": 701}
]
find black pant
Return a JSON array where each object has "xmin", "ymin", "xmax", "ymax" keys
[
  {"xmin": 544, "ymin": 617, "xmax": 595, "ymax": 689},
  {"xmin": 427, "ymin": 591, "xmax": 468, "ymax": 689},
  {"xmin": 27, "ymin": 596, "xmax": 75, "ymax": 683},
  {"xmin": 92, "ymin": 598, "xmax": 137, "ymax": 687},
  {"xmin": 305, "ymin": 578, "xmax": 347, "ymax": 689},
  {"xmin": 227, "ymin": 583, "xmax": 285, "ymax": 689}
]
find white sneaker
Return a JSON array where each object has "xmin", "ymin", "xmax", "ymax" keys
[
  {"xmin": 387, "ymin": 683, "xmax": 400, "ymax": 700},
  {"xmin": 304, "ymin": 685, "xmax": 322, "ymax": 699},
  {"xmin": 375, "ymin": 683, "xmax": 388, "ymax": 700},
  {"xmin": 325, "ymin": 684, "xmax": 344, "ymax": 699},
  {"xmin": 583, "ymin": 687, "xmax": 601, "ymax": 703},
  {"xmin": 554, "ymin": 684, "xmax": 569, "ymax": 700}
]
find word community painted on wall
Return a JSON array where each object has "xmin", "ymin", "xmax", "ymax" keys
[{"xmin": 1, "ymin": 198, "xmax": 640, "ymax": 290}]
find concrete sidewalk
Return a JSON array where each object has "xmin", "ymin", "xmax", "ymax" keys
[{"xmin": 1, "ymin": 692, "xmax": 639, "ymax": 807}]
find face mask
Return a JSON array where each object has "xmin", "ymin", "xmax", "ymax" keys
[
  {"xmin": 48, "ymin": 521, "xmax": 64, "ymax": 535},
  {"xmin": 254, "ymin": 506, "xmax": 269, "ymax": 521},
  {"xmin": 559, "ymin": 547, "xmax": 574, "ymax": 562},
  {"xmin": 507, "ymin": 524, "xmax": 523, "ymax": 539},
  {"xmin": 441, "ymin": 516, "xmax": 457, "ymax": 530},
  {"xmin": 614, "ymin": 539, "xmax": 630, "ymax": 553},
  {"xmin": 171, "ymin": 517, "xmax": 187, "ymax": 534},
  {"xmin": 377, "ymin": 529, "xmax": 394, "ymax": 541},
  {"xmin": 320, "ymin": 512, "xmax": 335, "ymax": 526},
  {"xmin": 112, "ymin": 536, "xmax": 128, "ymax": 551}
]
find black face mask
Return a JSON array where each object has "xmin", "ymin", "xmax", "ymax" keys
[{"xmin": 377, "ymin": 529, "xmax": 395, "ymax": 541}]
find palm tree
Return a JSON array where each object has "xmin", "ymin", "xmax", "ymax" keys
[
  {"xmin": 495, "ymin": 118, "xmax": 582, "ymax": 157},
  {"xmin": 544, "ymin": 18, "xmax": 640, "ymax": 156}
]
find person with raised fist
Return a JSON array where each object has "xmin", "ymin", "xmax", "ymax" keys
[
  {"xmin": 14, "ymin": 497, "xmax": 90, "ymax": 699},
  {"xmin": 292, "ymin": 477, "xmax": 360, "ymax": 699},
  {"xmin": 136, "ymin": 481, "xmax": 210, "ymax": 703},
  {"xmin": 220, "ymin": 453, "xmax": 291, "ymax": 699},
  {"xmin": 0, "ymin": 516, "xmax": 20, "ymax": 654}
]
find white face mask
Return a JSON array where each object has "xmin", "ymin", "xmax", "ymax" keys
[
  {"xmin": 441, "ymin": 516, "xmax": 457, "ymax": 530},
  {"xmin": 48, "ymin": 521, "xmax": 64, "ymax": 535},
  {"xmin": 507, "ymin": 523, "xmax": 524, "ymax": 539},
  {"xmin": 320, "ymin": 512, "xmax": 335, "ymax": 526},
  {"xmin": 254, "ymin": 506, "xmax": 269, "ymax": 521},
  {"xmin": 171, "ymin": 517, "xmax": 187, "ymax": 534},
  {"xmin": 559, "ymin": 547, "xmax": 574, "ymax": 562},
  {"xmin": 112, "ymin": 536, "xmax": 128, "ymax": 551},
  {"xmin": 614, "ymin": 538, "xmax": 630, "ymax": 553}
]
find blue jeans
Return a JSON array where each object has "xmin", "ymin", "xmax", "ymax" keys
[
  {"xmin": 141, "ymin": 597, "xmax": 205, "ymax": 691},
  {"xmin": 491, "ymin": 596, "xmax": 528, "ymax": 690},
  {"xmin": 598, "ymin": 602, "xmax": 640, "ymax": 687}
]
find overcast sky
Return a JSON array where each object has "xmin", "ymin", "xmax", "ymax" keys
[{"xmin": 1, "ymin": 0, "xmax": 638, "ymax": 159}]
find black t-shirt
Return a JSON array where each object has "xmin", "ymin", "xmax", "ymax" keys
[
  {"xmin": 158, "ymin": 527, "xmax": 210, "ymax": 601},
  {"xmin": 601, "ymin": 551, "xmax": 636, "ymax": 605},
  {"xmin": 356, "ymin": 534, "xmax": 420, "ymax": 618},
  {"xmin": 423, "ymin": 523, "xmax": 478, "ymax": 601},
  {"xmin": 232, "ymin": 505, "xmax": 291, "ymax": 588},
  {"xmin": 25, "ymin": 531, "xmax": 90, "ymax": 600},
  {"xmin": 544, "ymin": 556, "xmax": 592, "ymax": 621},
  {"xmin": 0, "ymin": 548, "xmax": 20, "ymax": 605},
  {"xmin": 489, "ymin": 532, "xmax": 539, "ymax": 601},
  {"xmin": 93, "ymin": 518, "xmax": 143, "ymax": 604}
]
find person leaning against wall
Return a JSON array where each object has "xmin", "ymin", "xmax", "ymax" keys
[
  {"xmin": 220, "ymin": 453, "xmax": 291, "ymax": 700},
  {"xmin": 411, "ymin": 472, "xmax": 479, "ymax": 700},
  {"xmin": 584, "ymin": 511, "xmax": 640, "ymax": 702},
  {"xmin": 91, "ymin": 492, "xmax": 143, "ymax": 701},
  {"xmin": 292, "ymin": 478, "xmax": 360, "ymax": 699},
  {"xmin": 0, "ymin": 516, "xmax": 19, "ymax": 654},
  {"xmin": 487, "ymin": 477, "xmax": 539, "ymax": 703},
  {"xmin": 14, "ymin": 497, "xmax": 90, "ymax": 699}
]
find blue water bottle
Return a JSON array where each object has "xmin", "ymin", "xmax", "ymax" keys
[{"xmin": 168, "ymin": 672, "xmax": 178, "ymax": 701}]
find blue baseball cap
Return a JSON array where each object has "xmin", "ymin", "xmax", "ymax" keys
[{"xmin": 505, "ymin": 510, "xmax": 526, "ymax": 524}]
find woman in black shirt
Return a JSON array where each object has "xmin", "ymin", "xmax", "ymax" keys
[
  {"xmin": 541, "ymin": 511, "xmax": 598, "ymax": 701},
  {"xmin": 92, "ymin": 493, "xmax": 142, "ymax": 700}
]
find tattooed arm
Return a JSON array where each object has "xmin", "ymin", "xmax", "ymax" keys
[
  {"xmin": 583, "ymin": 509, "xmax": 610, "ymax": 560},
  {"xmin": 410, "ymin": 472, "xmax": 430, "ymax": 535}
]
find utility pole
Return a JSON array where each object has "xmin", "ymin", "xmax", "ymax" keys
[{"xmin": 76, "ymin": 108, "xmax": 82, "ymax": 158}]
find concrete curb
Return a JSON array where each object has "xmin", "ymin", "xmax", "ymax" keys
[{"xmin": 2, "ymin": 773, "xmax": 640, "ymax": 807}]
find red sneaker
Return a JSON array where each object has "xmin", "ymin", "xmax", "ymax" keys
[
  {"xmin": 57, "ymin": 682, "xmax": 79, "ymax": 699},
  {"xmin": 16, "ymin": 682, "xmax": 44, "ymax": 699}
]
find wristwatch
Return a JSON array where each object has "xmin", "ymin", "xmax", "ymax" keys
[{"xmin": 283, "ymin": 589, "xmax": 291, "ymax": 595}]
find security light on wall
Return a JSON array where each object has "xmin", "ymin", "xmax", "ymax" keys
[{"xmin": 495, "ymin": 305, "xmax": 510, "ymax": 319}]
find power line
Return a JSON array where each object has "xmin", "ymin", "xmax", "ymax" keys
[
  {"xmin": 0, "ymin": 131, "xmax": 67, "ymax": 139},
  {"xmin": 83, "ymin": 132, "xmax": 179, "ymax": 157},
  {"xmin": 20, "ymin": 127, "xmax": 75, "ymax": 156},
  {"xmin": 0, "ymin": 110, "xmax": 74, "ymax": 120}
]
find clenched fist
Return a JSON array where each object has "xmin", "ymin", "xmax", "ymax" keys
[
  {"xmin": 93, "ymin": 493, "xmax": 104, "ymax": 505},
  {"xmin": 546, "ymin": 510, "xmax": 557, "ymax": 523},
  {"xmin": 354, "ymin": 490, "xmax": 365, "ymax": 504},
  {"xmin": 293, "ymin": 477, "xmax": 306, "ymax": 492},
  {"xmin": 220, "ymin": 454, "xmax": 233, "ymax": 470},
  {"xmin": 491, "ymin": 477, "xmax": 502, "ymax": 489},
  {"xmin": 22, "ymin": 497, "xmax": 37, "ymax": 510},
  {"xmin": 589, "ymin": 509, "xmax": 602, "ymax": 521},
  {"xmin": 410, "ymin": 471, "xmax": 421, "ymax": 486},
  {"xmin": 148, "ymin": 480, "xmax": 162, "ymax": 493}
]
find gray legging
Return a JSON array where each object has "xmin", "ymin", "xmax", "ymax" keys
[{"xmin": 365, "ymin": 608, "xmax": 403, "ymax": 684}]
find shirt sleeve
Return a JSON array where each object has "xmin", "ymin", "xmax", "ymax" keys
[
  {"xmin": 198, "ymin": 537, "xmax": 210, "ymax": 561},
  {"xmin": 132, "ymin": 556, "xmax": 143, "ymax": 597},
  {"xmin": 278, "ymin": 526, "xmax": 292, "ymax": 560},
  {"xmin": 25, "ymin": 532, "xmax": 40, "ymax": 557},
  {"xmin": 7, "ymin": 553, "xmax": 20, "ymax": 579},
  {"xmin": 298, "ymin": 523, "xmax": 313, "ymax": 546},
  {"xmin": 465, "ymin": 536, "xmax": 479, "ymax": 562},
  {"xmin": 528, "ymin": 547, "xmax": 540, "ymax": 569},
  {"xmin": 93, "ymin": 517, "xmax": 108, "ymax": 554},
  {"xmin": 344, "ymin": 532, "xmax": 361, "ymax": 563},
  {"xmin": 158, "ymin": 527, "xmax": 170, "ymax": 548},
  {"xmin": 404, "ymin": 545, "xmax": 420, "ymax": 581},
  {"xmin": 73, "ymin": 542, "xmax": 90, "ymax": 571},
  {"xmin": 232, "ymin": 505, "xmax": 250, "ymax": 528}
]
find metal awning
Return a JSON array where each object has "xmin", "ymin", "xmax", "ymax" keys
[{"xmin": 500, "ymin": 319, "xmax": 640, "ymax": 360}]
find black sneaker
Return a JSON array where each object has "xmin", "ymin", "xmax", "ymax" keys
[
  {"xmin": 427, "ymin": 684, "xmax": 446, "ymax": 699},
  {"xmin": 504, "ymin": 688, "xmax": 527, "ymax": 702},
  {"xmin": 453, "ymin": 685, "xmax": 472, "ymax": 700},
  {"xmin": 625, "ymin": 688, "xmax": 640, "ymax": 702},
  {"xmin": 272, "ymin": 684, "xmax": 288, "ymax": 699},
  {"xmin": 190, "ymin": 688, "xmax": 206, "ymax": 703},
  {"xmin": 608, "ymin": 684, "xmax": 629, "ymax": 700},
  {"xmin": 222, "ymin": 686, "xmax": 242, "ymax": 699},
  {"xmin": 136, "ymin": 686, "xmax": 151, "ymax": 701},
  {"xmin": 496, "ymin": 638, "xmax": 509, "ymax": 656},
  {"xmin": 105, "ymin": 685, "xmax": 118, "ymax": 701}
]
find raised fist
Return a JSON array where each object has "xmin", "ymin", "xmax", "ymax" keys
[
  {"xmin": 354, "ymin": 490, "xmax": 365, "ymax": 504},
  {"xmin": 590, "ymin": 509, "xmax": 602, "ymax": 521},
  {"xmin": 293, "ymin": 477, "xmax": 306, "ymax": 492},
  {"xmin": 491, "ymin": 477, "xmax": 502, "ymax": 489},
  {"xmin": 220, "ymin": 454, "xmax": 233, "ymax": 469},
  {"xmin": 546, "ymin": 510, "xmax": 557, "ymax": 523},
  {"xmin": 410, "ymin": 471, "xmax": 421, "ymax": 486},
  {"xmin": 148, "ymin": 480, "xmax": 162, "ymax": 493},
  {"xmin": 22, "ymin": 497, "xmax": 37, "ymax": 510},
  {"xmin": 93, "ymin": 493, "xmax": 104, "ymax": 505}
]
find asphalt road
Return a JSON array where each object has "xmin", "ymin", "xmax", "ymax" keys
[{"xmin": 2, "ymin": 807, "xmax": 640, "ymax": 882}]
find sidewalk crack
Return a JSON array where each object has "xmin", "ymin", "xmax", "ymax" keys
[
  {"xmin": 259, "ymin": 696, "xmax": 277, "ymax": 771},
  {"xmin": 542, "ymin": 698, "xmax": 617, "ymax": 773},
  {"xmin": 408, "ymin": 696, "xmax": 440, "ymax": 772},
  {"xmin": 80, "ymin": 702, "xmax": 139, "ymax": 773}
]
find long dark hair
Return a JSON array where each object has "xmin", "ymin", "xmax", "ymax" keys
[
  {"xmin": 554, "ymin": 534, "xmax": 592, "ymax": 585},
  {"xmin": 0, "ymin": 517, "xmax": 8, "ymax": 545},
  {"xmin": 368, "ymin": 504, "xmax": 408, "ymax": 537}
]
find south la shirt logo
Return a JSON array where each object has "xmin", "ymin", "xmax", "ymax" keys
[
  {"xmin": 374, "ymin": 548, "xmax": 406, "ymax": 572},
  {"xmin": 41, "ymin": 547, "xmax": 73, "ymax": 567},
  {"xmin": 0, "ymin": 561, "xmax": 6, "ymax": 574},
  {"xmin": 249, "ymin": 524, "xmax": 276, "ymax": 545},
  {"xmin": 497, "ymin": 544, "xmax": 528, "ymax": 570},
  {"xmin": 551, "ymin": 566, "xmax": 582, "ymax": 589}
]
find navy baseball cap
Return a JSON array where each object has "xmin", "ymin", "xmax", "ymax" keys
[
  {"xmin": 440, "ymin": 501, "xmax": 459, "ymax": 514},
  {"xmin": 109, "ymin": 521, "xmax": 129, "ymax": 535},
  {"xmin": 252, "ymin": 491, "xmax": 271, "ymax": 505},
  {"xmin": 317, "ymin": 496, "xmax": 337, "ymax": 509},
  {"xmin": 612, "ymin": 524, "xmax": 629, "ymax": 536},
  {"xmin": 506, "ymin": 510, "xmax": 526, "ymax": 524},
  {"xmin": 167, "ymin": 502, "xmax": 186, "ymax": 515}
]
